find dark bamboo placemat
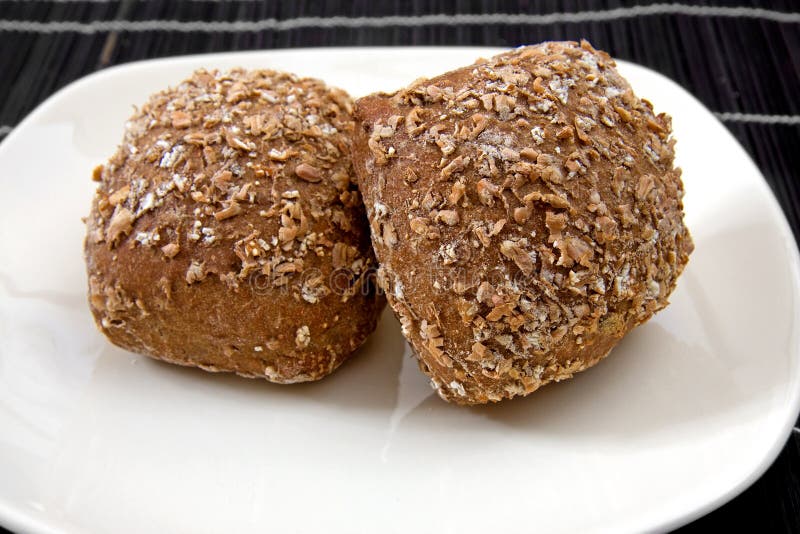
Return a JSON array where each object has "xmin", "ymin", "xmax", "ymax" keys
[{"xmin": 1, "ymin": 1, "xmax": 799, "ymax": 532}]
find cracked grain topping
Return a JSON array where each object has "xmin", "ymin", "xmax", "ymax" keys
[
  {"xmin": 85, "ymin": 68, "xmax": 384, "ymax": 383},
  {"xmin": 352, "ymin": 41, "xmax": 693, "ymax": 405}
]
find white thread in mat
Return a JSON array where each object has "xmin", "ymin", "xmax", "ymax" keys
[
  {"xmin": 715, "ymin": 112, "xmax": 800, "ymax": 125},
  {"xmin": 1, "ymin": 112, "xmax": 798, "ymax": 140},
  {"xmin": 0, "ymin": 4, "xmax": 799, "ymax": 34}
]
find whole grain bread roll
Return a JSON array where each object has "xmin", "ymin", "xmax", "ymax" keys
[
  {"xmin": 85, "ymin": 68, "xmax": 384, "ymax": 383},
  {"xmin": 352, "ymin": 41, "xmax": 693, "ymax": 404}
]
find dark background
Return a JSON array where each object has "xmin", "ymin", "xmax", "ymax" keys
[{"xmin": 1, "ymin": 0, "xmax": 798, "ymax": 532}]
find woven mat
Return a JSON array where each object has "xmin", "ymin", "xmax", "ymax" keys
[{"xmin": 1, "ymin": 1, "xmax": 798, "ymax": 531}]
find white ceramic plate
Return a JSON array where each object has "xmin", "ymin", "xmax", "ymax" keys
[{"xmin": 0, "ymin": 47, "xmax": 798, "ymax": 534}]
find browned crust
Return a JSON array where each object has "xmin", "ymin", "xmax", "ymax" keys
[
  {"xmin": 352, "ymin": 41, "xmax": 693, "ymax": 404},
  {"xmin": 85, "ymin": 68, "xmax": 385, "ymax": 383}
]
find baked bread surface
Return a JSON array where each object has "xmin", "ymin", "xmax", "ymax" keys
[
  {"xmin": 85, "ymin": 68, "xmax": 384, "ymax": 383},
  {"xmin": 352, "ymin": 41, "xmax": 693, "ymax": 404}
]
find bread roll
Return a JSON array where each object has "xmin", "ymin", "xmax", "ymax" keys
[
  {"xmin": 352, "ymin": 41, "xmax": 693, "ymax": 404},
  {"xmin": 85, "ymin": 68, "xmax": 384, "ymax": 383}
]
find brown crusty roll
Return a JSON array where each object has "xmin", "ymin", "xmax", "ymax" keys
[
  {"xmin": 352, "ymin": 41, "xmax": 693, "ymax": 404},
  {"xmin": 85, "ymin": 68, "xmax": 384, "ymax": 383}
]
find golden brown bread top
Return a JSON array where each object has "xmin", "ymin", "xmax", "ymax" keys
[
  {"xmin": 85, "ymin": 68, "xmax": 383, "ymax": 382},
  {"xmin": 88, "ymin": 68, "xmax": 364, "ymax": 287},
  {"xmin": 352, "ymin": 41, "xmax": 693, "ymax": 403}
]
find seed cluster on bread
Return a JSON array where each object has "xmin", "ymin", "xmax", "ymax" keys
[
  {"xmin": 351, "ymin": 41, "xmax": 693, "ymax": 404},
  {"xmin": 85, "ymin": 68, "xmax": 384, "ymax": 383}
]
